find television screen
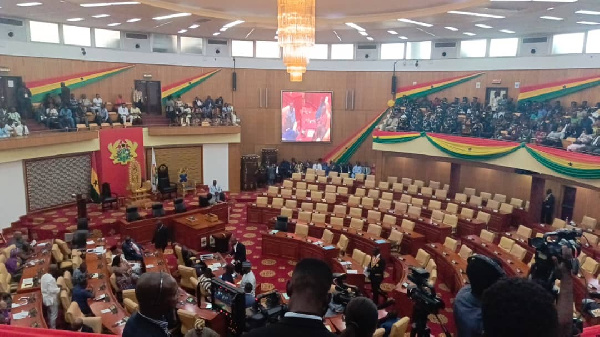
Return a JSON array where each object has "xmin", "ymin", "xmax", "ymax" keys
[{"xmin": 281, "ymin": 91, "xmax": 332, "ymax": 142}]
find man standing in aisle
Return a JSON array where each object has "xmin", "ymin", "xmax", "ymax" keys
[
  {"xmin": 41, "ymin": 264, "xmax": 61, "ymax": 329},
  {"xmin": 230, "ymin": 237, "xmax": 246, "ymax": 274},
  {"xmin": 541, "ymin": 189, "xmax": 555, "ymax": 224}
]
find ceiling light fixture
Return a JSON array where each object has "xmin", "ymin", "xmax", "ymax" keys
[
  {"xmin": 475, "ymin": 24, "xmax": 492, "ymax": 28},
  {"xmin": 366, "ymin": 36, "xmax": 374, "ymax": 41},
  {"xmin": 67, "ymin": 18, "xmax": 84, "ymax": 22},
  {"xmin": 445, "ymin": 26, "xmax": 458, "ymax": 31},
  {"xmin": 540, "ymin": 16, "xmax": 564, "ymax": 20},
  {"xmin": 126, "ymin": 18, "xmax": 141, "ymax": 22},
  {"xmin": 398, "ymin": 18, "xmax": 433, "ymax": 27},
  {"xmin": 178, "ymin": 29, "xmax": 187, "ymax": 33},
  {"xmin": 463, "ymin": 32, "xmax": 476, "ymax": 36},
  {"xmin": 189, "ymin": 24, "xmax": 199, "ymax": 29},
  {"xmin": 448, "ymin": 11, "xmax": 505, "ymax": 19},
  {"xmin": 152, "ymin": 12, "xmax": 191, "ymax": 20},
  {"xmin": 398, "ymin": 36, "xmax": 408, "ymax": 40},
  {"xmin": 359, "ymin": 31, "xmax": 368, "ymax": 36},
  {"xmin": 92, "ymin": 14, "xmax": 110, "ymax": 18},
  {"xmin": 107, "ymin": 22, "xmax": 121, "ymax": 26},
  {"xmin": 80, "ymin": 1, "xmax": 139, "ymax": 7},
  {"xmin": 345, "ymin": 22, "xmax": 365, "ymax": 31},
  {"xmin": 212, "ymin": 32, "xmax": 220, "ymax": 36},
  {"xmin": 387, "ymin": 30, "xmax": 398, "ymax": 35},
  {"xmin": 576, "ymin": 10, "xmax": 600, "ymax": 15},
  {"xmin": 16, "ymin": 2, "xmax": 42, "ymax": 6},
  {"xmin": 219, "ymin": 27, "xmax": 228, "ymax": 32},
  {"xmin": 279, "ymin": 0, "xmax": 315, "ymax": 82},
  {"xmin": 577, "ymin": 21, "xmax": 600, "ymax": 25},
  {"xmin": 224, "ymin": 20, "xmax": 245, "ymax": 28},
  {"xmin": 499, "ymin": 29, "xmax": 515, "ymax": 33}
]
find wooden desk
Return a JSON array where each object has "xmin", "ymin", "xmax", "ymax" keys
[
  {"xmin": 573, "ymin": 269, "xmax": 600, "ymax": 309},
  {"xmin": 172, "ymin": 214, "xmax": 226, "ymax": 251},
  {"xmin": 462, "ymin": 235, "xmax": 530, "ymax": 277},
  {"xmin": 10, "ymin": 291, "xmax": 46, "ymax": 329},
  {"xmin": 262, "ymin": 232, "xmax": 340, "ymax": 264},
  {"xmin": 331, "ymin": 256, "xmax": 366, "ymax": 292},
  {"xmin": 423, "ymin": 243, "xmax": 468, "ymax": 294},
  {"xmin": 390, "ymin": 255, "xmax": 422, "ymax": 318},
  {"xmin": 17, "ymin": 241, "xmax": 53, "ymax": 294},
  {"xmin": 143, "ymin": 251, "xmax": 170, "ymax": 273},
  {"xmin": 421, "ymin": 208, "xmax": 485, "ymax": 238}
]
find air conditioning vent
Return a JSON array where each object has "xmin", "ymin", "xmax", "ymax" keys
[
  {"xmin": 152, "ymin": 47, "xmax": 168, "ymax": 53},
  {"xmin": 435, "ymin": 42, "xmax": 456, "ymax": 48},
  {"xmin": 125, "ymin": 33, "xmax": 148, "ymax": 40},
  {"xmin": 0, "ymin": 17, "xmax": 23, "ymax": 26},
  {"xmin": 523, "ymin": 37, "xmax": 547, "ymax": 44},
  {"xmin": 357, "ymin": 44, "xmax": 377, "ymax": 50},
  {"xmin": 207, "ymin": 39, "xmax": 228, "ymax": 45}
]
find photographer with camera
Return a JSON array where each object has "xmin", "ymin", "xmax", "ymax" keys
[{"xmin": 453, "ymin": 255, "xmax": 505, "ymax": 337}]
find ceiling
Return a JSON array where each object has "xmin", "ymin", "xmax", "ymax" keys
[{"xmin": 1, "ymin": 0, "xmax": 600, "ymax": 43}]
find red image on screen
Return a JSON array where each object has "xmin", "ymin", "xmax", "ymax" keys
[{"xmin": 281, "ymin": 91, "xmax": 332, "ymax": 142}]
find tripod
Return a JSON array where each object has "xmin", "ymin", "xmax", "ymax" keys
[{"xmin": 410, "ymin": 302, "xmax": 452, "ymax": 337}]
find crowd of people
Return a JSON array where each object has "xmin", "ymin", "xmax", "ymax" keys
[
  {"xmin": 378, "ymin": 95, "xmax": 600, "ymax": 155},
  {"xmin": 164, "ymin": 95, "xmax": 239, "ymax": 127}
]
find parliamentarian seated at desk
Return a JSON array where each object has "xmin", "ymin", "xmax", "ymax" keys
[
  {"xmin": 209, "ymin": 180, "xmax": 226, "ymax": 203},
  {"xmin": 221, "ymin": 263, "xmax": 235, "ymax": 284},
  {"xmin": 72, "ymin": 279, "xmax": 95, "ymax": 316},
  {"xmin": 111, "ymin": 255, "xmax": 138, "ymax": 290},
  {"xmin": 6, "ymin": 249, "xmax": 23, "ymax": 281},
  {"xmin": 122, "ymin": 236, "xmax": 144, "ymax": 262},
  {"xmin": 10, "ymin": 231, "xmax": 31, "ymax": 261},
  {"xmin": 198, "ymin": 268, "xmax": 214, "ymax": 299}
]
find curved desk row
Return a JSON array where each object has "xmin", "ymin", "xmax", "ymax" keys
[
  {"xmin": 462, "ymin": 235, "xmax": 530, "ymax": 277},
  {"xmin": 17, "ymin": 241, "xmax": 53, "ymax": 294},
  {"xmin": 10, "ymin": 291, "xmax": 46, "ymax": 329}
]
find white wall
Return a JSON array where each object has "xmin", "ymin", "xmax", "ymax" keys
[
  {"xmin": 202, "ymin": 144, "xmax": 229, "ymax": 191},
  {"xmin": 0, "ymin": 160, "xmax": 27, "ymax": 229},
  {"xmin": 2, "ymin": 38, "xmax": 600, "ymax": 72}
]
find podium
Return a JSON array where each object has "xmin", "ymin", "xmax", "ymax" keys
[{"xmin": 76, "ymin": 193, "xmax": 87, "ymax": 220}]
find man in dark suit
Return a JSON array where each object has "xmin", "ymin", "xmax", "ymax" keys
[
  {"xmin": 151, "ymin": 221, "xmax": 170, "ymax": 251},
  {"xmin": 367, "ymin": 248, "xmax": 386, "ymax": 305},
  {"xmin": 122, "ymin": 236, "xmax": 144, "ymax": 261},
  {"xmin": 230, "ymin": 237, "xmax": 246, "ymax": 273},
  {"xmin": 244, "ymin": 258, "xmax": 334, "ymax": 337},
  {"xmin": 541, "ymin": 189, "xmax": 555, "ymax": 224}
]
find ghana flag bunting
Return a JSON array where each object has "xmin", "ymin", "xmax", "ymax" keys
[
  {"xmin": 395, "ymin": 72, "xmax": 484, "ymax": 101},
  {"xmin": 425, "ymin": 133, "xmax": 522, "ymax": 160},
  {"xmin": 161, "ymin": 69, "xmax": 221, "ymax": 103},
  {"xmin": 526, "ymin": 144, "xmax": 600, "ymax": 179},
  {"xmin": 90, "ymin": 154, "xmax": 101, "ymax": 203},
  {"xmin": 28, "ymin": 65, "xmax": 135, "ymax": 103},
  {"xmin": 372, "ymin": 130, "xmax": 422, "ymax": 144},
  {"xmin": 518, "ymin": 74, "xmax": 600, "ymax": 102}
]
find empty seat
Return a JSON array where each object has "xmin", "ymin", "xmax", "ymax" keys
[
  {"xmin": 382, "ymin": 214, "xmax": 397, "ymax": 228},
  {"xmin": 285, "ymin": 199, "xmax": 297, "ymax": 209},
  {"xmin": 381, "ymin": 192, "xmax": 394, "ymax": 201},
  {"xmin": 480, "ymin": 192, "xmax": 492, "ymax": 201},
  {"xmin": 414, "ymin": 180, "xmax": 424, "ymax": 188},
  {"xmin": 332, "ymin": 177, "xmax": 343, "ymax": 185},
  {"xmin": 305, "ymin": 173, "xmax": 316, "ymax": 182},
  {"xmin": 352, "ymin": 249, "xmax": 366, "ymax": 265},
  {"xmin": 429, "ymin": 181, "xmax": 441, "ymax": 189},
  {"xmin": 480, "ymin": 229, "xmax": 496, "ymax": 243},
  {"xmin": 328, "ymin": 171, "xmax": 339, "ymax": 178},
  {"xmin": 337, "ymin": 234, "xmax": 349, "ymax": 252},
  {"xmin": 292, "ymin": 173, "xmax": 302, "ymax": 181},
  {"xmin": 582, "ymin": 258, "xmax": 599, "ymax": 274},
  {"xmin": 307, "ymin": 184, "xmax": 319, "ymax": 191},
  {"xmin": 330, "ymin": 217, "xmax": 344, "ymax": 227},
  {"xmin": 325, "ymin": 185, "xmax": 337, "ymax": 193},
  {"xmin": 316, "ymin": 169, "xmax": 325, "ymax": 176},
  {"xmin": 516, "ymin": 225, "xmax": 532, "ymax": 238},
  {"xmin": 267, "ymin": 186, "xmax": 279, "ymax": 196},
  {"xmin": 387, "ymin": 176, "xmax": 398, "ymax": 184},
  {"xmin": 283, "ymin": 180, "xmax": 294, "ymax": 189},
  {"xmin": 280, "ymin": 208, "xmax": 293, "ymax": 219},
  {"xmin": 388, "ymin": 229, "xmax": 404, "ymax": 250},
  {"xmin": 378, "ymin": 182, "xmax": 389, "ymax": 191},
  {"xmin": 272, "ymin": 198, "xmax": 284, "ymax": 209},
  {"xmin": 408, "ymin": 206, "xmax": 421, "ymax": 218},
  {"xmin": 281, "ymin": 189, "xmax": 293, "ymax": 198},
  {"xmin": 368, "ymin": 189, "xmax": 380, "ymax": 200},
  {"xmin": 498, "ymin": 237, "xmax": 515, "ymax": 253},
  {"xmin": 401, "ymin": 219, "xmax": 415, "ymax": 232},
  {"xmin": 493, "ymin": 194, "xmax": 507, "ymax": 203},
  {"xmin": 486, "ymin": 199, "xmax": 500, "ymax": 210},
  {"xmin": 444, "ymin": 237, "xmax": 459, "ymax": 251},
  {"xmin": 431, "ymin": 210, "xmax": 445, "ymax": 223},
  {"xmin": 350, "ymin": 218, "xmax": 365, "ymax": 231},
  {"xmin": 394, "ymin": 202, "xmax": 408, "ymax": 214},
  {"xmin": 256, "ymin": 196, "xmax": 268, "ymax": 207},
  {"xmin": 583, "ymin": 232, "xmax": 599, "ymax": 246},
  {"xmin": 425, "ymin": 258, "xmax": 437, "ymax": 273},
  {"xmin": 510, "ymin": 198, "xmax": 523, "ymax": 208},
  {"xmin": 322, "ymin": 229, "xmax": 334, "ymax": 244},
  {"xmin": 443, "ymin": 184, "xmax": 450, "ymax": 191},
  {"xmin": 295, "ymin": 223, "xmax": 309, "ymax": 238},
  {"xmin": 415, "ymin": 249, "xmax": 431, "ymax": 268},
  {"xmin": 446, "ymin": 203, "xmax": 459, "ymax": 214},
  {"xmin": 400, "ymin": 194, "xmax": 412, "ymax": 204},
  {"xmin": 298, "ymin": 211, "xmax": 312, "ymax": 223},
  {"xmin": 325, "ymin": 192, "xmax": 337, "ymax": 204},
  {"xmin": 421, "ymin": 187, "xmax": 433, "ymax": 197},
  {"xmin": 344, "ymin": 177, "xmax": 355, "ymax": 186},
  {"xmin": 362, "ymin": 197, "xmax": 375, "ymax": 210},
  {"xmin": 407, "ymin": 185, "xmax": 419, "ymax": 194},
  {"xmin": 401, "ymin": 177, "xmax": 412, "ymax": 187},
  {"xmin": 337, "ymin": 186, "xmax": 348, "ymax": 195},
  {"xmin": 306, "ymin": 168, "xmax": 315, "ymax": 175},
  {"xmin": 366, "ymin": 174, "xmax": 376, "ymax": 181},
  {"xmin": 458, "ymin": 245, "xmax": 473, "ymax": 260},
  {"xmin": 434, "ymin": 189, "xmax": 448, "ymax": 199},
  {"xmin": 455, "ymin": 193, "xmax": 468, "ymax": 203},
  {"xmin": 469, "ymin": 195, "xmax": 482, "ymax": 207},
  {"xmin": 392, "ymin": 183, "xmax": 404, "ymax": 192},
  {"xmin": 367, "ymin": 210, "xmax": 382, "ymax": 224},
  {"xmin": 582, "ymin": 216, "xmax": 598, "ymax": 230},
  {"xmin": 367, "ymin": 224, "xmax": 383, "ymax": 236},
  {"xmin": 362, "ymin": 255, "xmax": 372, "ymax": 269},
  {"xmin": 463, "ymin": 187, "xmax": 476, "ymax": 197},
  {"xmin": 460, "ymin": 208, "xmax": 475, "ymax": 219},
  {"xmin": 443, "ymin": 214, "xmax": 458, "ymax": 228},
  {"xmin": 552, "ymin": 218, "xmax": 566, "ymax": 230},
  {"xmin": 340, "ymin": 173, "xmax": 350, "ymax": 179},
  {"xmin": 499, "ymin": 203, "xmax": 514, "ymax": 214},
  {"xmin": 296, "ymin": 189, "xmax": 308, "ymax": 200},
  {"xmin": 315, "ymin": 203, "xmax": 328, "ymax": 213},
  {"xmin": 411, "ymin": 198, "xmax": 424, "ymax": 207},
  {"xmin": 311, "ymin": 191, "xmax": 323, "ymax": 200},
  {"xmin": 348, "ymin": 196, "xmax": 361, "ymax": 207},
  {"xmin": 355, "ymin": 188, "xmax": 366, "ymax": 198},
  {"xmin": 509, "ymin": 244, "xmax": 527, "ymax": 262},
  {"xmin": 317, "ymin": 176, "xmax": 328, "ymax": 184},
  {"xmin": 428, "ymin": 200, "xmax": 442, "ymax": 211},
  {"xmin": 301, "ymin": 202, "xmax": 314, "ymax": 212},
  {"xmin": 296, "ymin": 182, "xmax": 307, "ymax": 190},
  {"xmin": 349, "ymin": 207, "xmax": 363, "ymax": 219},
  {"xmin": 312, "ymin": 213, "xmax": 326, "ymax": 225},
  {"xmin": 355, "ymin": 173, "xmax": 365, "ymax": 182},
  {"xmin": 333, "ymin": 205, "xmax": 347, "ymax": 217}
]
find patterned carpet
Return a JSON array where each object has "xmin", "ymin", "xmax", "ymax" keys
[{"xmin": 11, "ymin": 190, "xmax": 457, "ymax": 336}]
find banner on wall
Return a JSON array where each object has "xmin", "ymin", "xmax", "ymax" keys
[{"xmin": 97, "ymin": 128, "xmax": 145, "ymax": 196}]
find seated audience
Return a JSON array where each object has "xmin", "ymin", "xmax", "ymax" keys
[
  {"xmin": 59, "ymin": 104, "xmax": 76, "ymax": 130},
  {"xmin": 114, "ymin": 94, "xmax": 126, "ymax": 109},
  {"xmin": 45, "ymin": 104, "xmax": 59, "ymax": 128},
  {"xmin": 209, "ymin": 180, "xmax": 224, "ymax": 203},
  {"xmin": 92, "ymin": 94, "xmax": 103, "ymax": 113},
  {"xmin": 5, "ymin": 249, "xmax": 22, "ymax": 281},
  {"xmin": 118, "ymin": 103, "xmax": 132, "ymax": 124},
  {"xmin": 198, "ymin": 268, "xmax": 214, "ymax": 297},
  {"xmin": 340, "ymin": 297, "xmax": 378, "ymax": 337},
  {"xmin": 112, "ymin": 255, "xmax": 137, "ymax": 290},
  {"xmin": 131, "ymin": 104, "xmax": 142, "ymax": 125},
  {"xmin": 95, "ymin": 103, "xmax": 113, "ymax": 126}
]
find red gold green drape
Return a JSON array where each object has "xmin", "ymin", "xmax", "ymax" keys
[
  {"xmin": 517, "ymin": 74, "xmax": 600, "ymax": 103},
  {"xmin": 161, "ymin": 69, "xmax": 221, "ymax": 103}
]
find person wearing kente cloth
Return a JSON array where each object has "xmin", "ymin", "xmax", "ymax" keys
[{"xmin": 367, "ymin": 247, "xmax": 385, "ymax": 305}]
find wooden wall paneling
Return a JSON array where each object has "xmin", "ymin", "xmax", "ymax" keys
[
  {"xmin": 572, "ymin": 186, "xmax": 600, "ymax": 224},
  {"xmin": 146, "ymin": 146, "xmax": 203, "ymax": 184},
  {"xmin": 458, "ymin": 166, "xmax": 532, "ymax": 201},
  {"xmin": 382, "ymin": 155, "xmax": 451, "ymax": 185},
  {"xmin": 228, "ymin": 143, "xmax": 241, "ymax": 193}
]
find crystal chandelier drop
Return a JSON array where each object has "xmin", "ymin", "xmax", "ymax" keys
[{"xmin": 277, "ymin": 0, "xmax": 316, "ymax": 82}]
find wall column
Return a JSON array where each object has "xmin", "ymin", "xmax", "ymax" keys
[
  {"xmin": 449, "ymin": 163, "xmax": 461, "ymax": 196},
  {"xmin": 529, "ymin": 176, "xmax": 546, "ymax": 225}
]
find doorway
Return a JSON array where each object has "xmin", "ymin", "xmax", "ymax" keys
[
  {"xmin": 560, "ymin": 186, "xmax": 576, "ymax": 221},
  {"xmin": 134, "ymin": 80, "xmax": 162, "ymax": 114},
  {"xmin": 485, "ymin": 87, "xmax": 508, "ymax": 106},
  {"xmin": 0, "ymin": 76, "xmax": 23, "ymax": 111}
]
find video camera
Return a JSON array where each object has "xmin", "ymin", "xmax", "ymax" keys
[
  {"xmin": 332, "ymin": 273, "xmax": 361, "ymax": 308},
  {"xmin": 406, "ymin": 267, "xmax": 445, "ymax": 314},
  {"xmin": 246, "ymin": 290, "xmax": 286, "ymax": 331},
  {"xmin": 529, "ymin": 228, "xmax": 582, "ymax": 293}
]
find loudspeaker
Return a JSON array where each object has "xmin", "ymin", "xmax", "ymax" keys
[
  {"xmin": 232, "ymin": 72, "xmax": 237, "ymax": 91},
  {"xmin": 275, "ymin": 216, "xmax": 288, "ymax": 231},
  {"xmin": 391, "ymin": 75, "xmax": 397, "ymax": 95}
]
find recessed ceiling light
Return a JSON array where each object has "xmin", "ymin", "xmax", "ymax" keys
[
  {"xmin": 153, "ymin": 13, "xmax": 191, "ymax": 20},
  {"xmin": 223, "ymin": 20, "xmax": 244, "ymax": 28},
  {"xmin": 540, "ymin": 16, "xmax": 564, "ymax": 20},
  {"xmin": 67, "ymin": 18, "xmax": 84, "ymax": 22},
  {"xmin": 359, "ymin": 31, "xmax": 368, "ymax": 36},
  {"xmin": 16, "ymin": 2, "xmax": 42, "ymax": 6},
  {"xmin": 80, "ymin": 1, "xmax": 139, "ymax": 7},
  {"xmin": 92, "ymin": 14, "xmax": 110, "ymax": 18},
  {"xmin": 178, "ymin": 29, "xmax": 187, "ymax": 33},
  {"xmin": 547, "ymin": 7, "xmax": 554, "ymax": 10},
  {"xmin": 445, "ymin": 26, "xmax": 458, "ymax": 31},
  {"xmin": 219, "ymin": 27, "xmax": 228, "ymax": 32},
  {"xmin": 212, "ymin": 32, "xmax": 220, "ymax": 36},
  {"xmin": 107, "ymin": 22, "xmax": 121, "ymax": 26},
  {"xmin": 387, "ymin": 30, "xmax": 398, "ymax": 35},
  {"xmin": 126, "ymin": 18, "xmax": 140, "ymax": 22},
  {"xmin": 398, "ymin": 18, "xmax": 433, "ymax": 27},
  {"xmin": 398, "ymin": 36, "xmax": 408, "ymax": 40},
  {"xmin": 189, "ymin": 24, "xmax": 199, "ymax": 29},
  {"xmin": 448, "ymin": 11, "xmax": 505, "ymax": 19},
  {"xmin": 366, "ymin": 36, "xmax": 374, "ymax": 41},
  {"xmin": 577, "ymin": 21, "xmax": 600, "ymax": 25},
  {"xmin": 475, "ymin": 24, "xmax": 493, "ymax": 28},
  {"xmin": 345, "ymin": 22, "xmax": 366, "ymax": 31},
  {"xmin": 576, "ymin": 10, "xmax": 600, "ymax": 15},
  {"xmin": 463, "ymin": 32, "xmax": 476, "ymax": 36},
  {"xmin": 499, "ymin": 29, "xmax": 516, "ymax": 33}
]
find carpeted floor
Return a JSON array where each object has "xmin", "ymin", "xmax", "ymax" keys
[{"xmin": 11, "ymin": 190, "xmax": 457, "ymax": 336}]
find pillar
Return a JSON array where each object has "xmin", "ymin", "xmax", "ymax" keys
[
  {"xmin": 529, "ymin": 176, "xmax": 546, "ymax": 225},
  {"xmin": 449, "ymin": 163, "xmax": 461, "ymax": 196}
]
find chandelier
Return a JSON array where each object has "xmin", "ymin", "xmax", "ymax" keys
[{"xmin": 277, "ymin": 0, "xmax": 316, "ymax": 82}]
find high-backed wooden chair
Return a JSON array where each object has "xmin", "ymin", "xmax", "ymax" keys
[
  {"xmin": 463, "ymin": 187, "xmax": 476, "ymax": 197},
  {"xmin": 498, "ymin": 237, "xmax": 515, "ymax": 253},
  {"xmin": 434, "ymin": 189, "xmax": 448, "ymax": 199},
  {"xmin": 300, "ymin": 202, "xmax": 313, "ymax": 212},
  {"xmin": 387, "ymin": 176, "xmax": 398, "ymax": 184},
  {"xmin": 428, "ymin": 200, "xmax": 441, "ymax": 211},
  {"xmin": 315, "ymin": 203, "xmax": 328, "ymax": 213},
  {"xmin": 582, "ymin": 216, "xmax": 598, "ymax": 230},
  {"xmin": 499, "ymin": 203, "xmax": 514, "ymax": 214},
  {"xmin": 411, "ymin": 198, "xmax": 423, "ymax": 207},
  {"xmin": 348, "ymin": 196, "xmax": 361, "ymax": 207},
  {"xmin": 267, "ymin": 186, "xmax": 279, "ymax": 197},
  {"xmin": 368, "ymin": 189, "xmax": 380, "ymax": 200},
  {"xmin": 493, "ymin": 193, "xmax": 507, "ymax": 203},
  {"xmin": 401, "ymin": 219, "xmax": 415, "ymax": 232},
  {"xmin": 337, "ymin": 234, "xmax": 349, "ymax": 253},
  {"xmin": 367, "ymin": 224, "xmax": 383, "ymax": 236},
  {"xmin": 510, "ymin": 198, "xmax": 523, "ymax": 208},
  {"xmin": 285, "ymin": 199, "xmax": 297, "ymax": 209},
  {"xmin": 446, "ymin": 203, "xmax": 459, "ymax": 214},
  {"xmin": 355, "ymin": 188, "xmax": 367, "ymax": 198},
  {"xmin": 325, "ymin": 192, "xmax": 337, "ymax": 204},
  {"xmin": 400, "ymin": 194, "xmax": 412, "ymax": 204},
  {"xmin": 444, "ymin": 237, "xmax": 459, "ymax": 251},
  {"xmin": 378, "ymin": 199, "xmax": 392, "ymax": 212},
  {"xmin": 367, "ymin": 210, "xmax": 381, "ymax": 224},
  {"xmin": 333, "ymin": 205, "xmax": 347, "ymax": 217},
  {"xmin": 313, "ymin": 213, "xmax": 326, "ymax": 225},
  {"xmin": 582, "ymin": 257, "xmax": 600, "ymax": 274},
  {"xmin": 283, "ymin": 180, "xmax": 294, "ymax": 189},
  {"xmin": 295, "ymin": 223, "xmax": 309, "ymax": 238},
  {"xmin": 311, "ymin": 190, "xmax": 323, "ymax": 201},
  {"xmin": 477, "ymin": 211, "xmax": 491, "ymax": 224},
  {"xmin": 362, "ymin": 197, "xmax": 375, "ymax": 209},
  {"xmin": 407, "ymin": 206, "xmax": 421, "ymax": 218},
  {"xmin": 401, "ymin": 178, "xmax": 412, "ymax": 187},
  {"xmin": 461, "ymin": 208, "xmax": 475, "ymax": 219},
  {"xmin": 322, "ymin": 229, "xmax": 334, "ymax": 245},
  {"xmin": 66, "ymin": 302, "xmax": 102, "ymax": 332},
  {"xmin": 295, "ymin": 189, "xmax": 308, "ymax": 200},
  {"xmin": 392, "ymin": 183, "xmax": 404, "ymax": 192},
  {"xmin": 281, "ymin": 188, "xmax": 293, "ymax": 198},
  {"xmin": 389, "ymin": 317, "xmax": 410, "ymax": 337},
  {"xmin": 407, "ymin": 185, "xmax": 419, "ymax": 194},
  {"xmin": 298, "ymin": 211, "xmax": 312, "ymax": 223},
  {"xmin": 458, "ymin": 245, "xmax": 473, "ymax": 260},
  {"xmin": 443, "ymin": 214, "xmax": 458, "ymax": 230},
  {"xmin": 355, "ymin": 173, "xmax": 365, "ymax": 182},
  {"xmin": 364, "ymin": 180, "xmax": 376, "ymax": 190},
  {"xmin": 480, "ymin": 229, "xmax": 496, "ymax": 243},
  {"xmin": 272, "ymin": 198, "xmax": 284, "ymax": 209},
  {"xmin": 328, "ymin": 171, "xmax": 339, "ymax": 178},
  {"xmin": 325, "ymin": 184, "xmax": 337, "ymax": 193},
  {"xmin": 480, "ymin": 192, "xmax": 492, "ymax": 201},
  {"xmin": 455, "ymin": 193, "xmax": 468, "ymax": 203},
  {"xmin": 297, "ymin": 181, "xmax": 307, "ymax": 190},
  {"xmin": 469, "ymin": 195, "xmax": 482, "ymax": 207},
  {"xmin": 552, "ymin": 218, "xmax": 567, "ymax": 230},
  {"xmin": 486, "ymin": 199, "xmax": 500, "ymax": 210},
  {"xmin": 509, "ymin": 245, "xmax": 527, "ymax": 262},
  {"xmin": 352, "ymin": 249, "xmax": 366, "ymax": 265},
  {"xmin": 349, "ymin": 207, "xmax": 363, "ymax": 219},
  {"xmin": 394, "ymin": 201, "xmax": 408, "ymax": 214},
  {"xmin": 337, "ymin": 186, "xmax": 349, "ymax": 196},
  {"xmin": 378, "ymin": 182, "xmax": 389, "ymax": 191},
  {"xmin": 388, "ymin": 229, "xmax": 403, "ymax": 252},
  {"xmin": 516, "ymin": 225, "xmax": 533, "ymax": 238},
  {"xmin": 178, "ymin": 265, "xmax": 197, "ymax": 291},
  {"xmin": 330, "ymin": 217, "xmax": 344, "ymax": 227},
  {"xmin": 382, "ymin": 214, "xmax": 397, "ymax": 229},
  {"xmin": 421, "ymin": 187, "xmax": 433, "ymax": 197},
  {"xmin": 332, "ymin": 177, "xmax": 343, "ymax": 185},
  {"xmin": 415, "ymin": 249, "xmax": 431, "ymax": 268},
  {"xmin": 350, "ymin": 218, "xmax": 365, "ymax": 231},
  {"xmin": 431, "ymin": 210, "xmax": 445, "ymax": 223}
]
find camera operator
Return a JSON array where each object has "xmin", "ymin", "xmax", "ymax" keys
[
  {"xmin": 481, "ymin": 246, "xmax": 574, "ymax": 337},
  {"xmin": 453, "ymin": 255, "xmax": 505, "ymax": 337},
  {"xmin": 244, "ymin": 258, "xmax": 334, "ymax": 337}
]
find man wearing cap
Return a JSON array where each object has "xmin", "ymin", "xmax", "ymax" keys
[{"xmin": 239, "ymin": 262, "xmax": 256, "ymax": 296}]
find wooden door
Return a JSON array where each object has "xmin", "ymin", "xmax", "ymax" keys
[
  {"xmin": 0, "ymin": 76, "xmax": 22, "ymax": 110},
  {"xmin": 134, "ymin": 80, "xmax": 162, "ymax": 114},
  {"xmin": 560, "ymin": 186, "xmax": 576, "ymax": 221}
]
